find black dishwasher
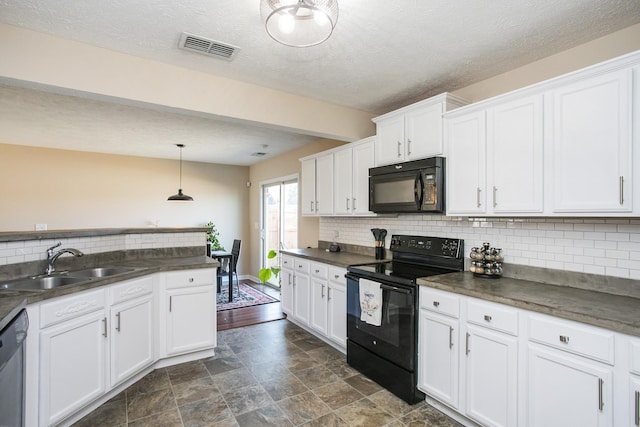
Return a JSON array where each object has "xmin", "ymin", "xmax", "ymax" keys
[{"xmin": 0, "ymin": 309, "xmax": 29, "ymax": 427}]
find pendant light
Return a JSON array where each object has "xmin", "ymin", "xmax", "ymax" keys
[
  {"xmin": 168, "ymin": 144, "xmax": 194, "ymax": 201},
  {"xmin": 261, "ymin": 0, "xmax": 339, "ymax": 47}
]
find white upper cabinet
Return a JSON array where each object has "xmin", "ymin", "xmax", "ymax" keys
[
  {"xmin": 334, "ymin": 137, "xmax": 375, "ymax": 215},
  {"xmin": 487, "ymin": 95, "xmax": 544, "ymax": 214},
  {"xmin": 374, "ymin": 93, "xmax": 469, "ymax": 166},
  {"xmin": 446, "ymin": 110, "xmax": 487, "ymax": 215},
  {"xmin": 300, "ymin": 153, "xmax": 334, "ymax": 216},
  {"xmin": 548, "ymin": 69, "xmax": 632, "ymax": 213},
  {"xmin": 445, "ymin": 51, "xmax": 640, "ymax": 217}
]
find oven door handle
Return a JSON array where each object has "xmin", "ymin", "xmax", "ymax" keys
[{"xmin": 380, "ymin": 284, "xmax": 412, "ymax": 294}]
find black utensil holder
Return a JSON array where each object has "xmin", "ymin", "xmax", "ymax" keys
[{"xmin": 375, "ymin": 247, "xmax": 385, "ymax": 260}]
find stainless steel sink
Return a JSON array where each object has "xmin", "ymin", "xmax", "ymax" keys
[
  {"xmin": 0, "ymin": 275, "xmax": 88, "ymax": 291},
  {"xmin": 68, "ymin": 267, "xmax": 136, "ymax": 278}
]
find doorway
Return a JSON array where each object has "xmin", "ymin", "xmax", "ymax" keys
[{"xmin": 262, "ymin": 175, "xmax": 298, "ymax": 287}]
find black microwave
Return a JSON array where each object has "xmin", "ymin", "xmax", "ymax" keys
[{"xmin": 369, "ymin": 157, "xmax": 445, "ymax": 213}]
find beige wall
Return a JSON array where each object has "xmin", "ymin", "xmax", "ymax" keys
[
  {"xmin": 246, "ymin": 139, "xmax": 346, "ymax": 278},
  {"xmin": 453, "ymin": 22, "xmax": 640, "ymax": 102},
  {"xmin": 0, "ymin": 143, "xmax": 250, "ymax": 270}
]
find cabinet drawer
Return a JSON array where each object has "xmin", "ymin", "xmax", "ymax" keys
[
  {"xmin": 329, "ymin": 267, "xmax": 346, "ymax": 284},
  {"xmin": 419, "ymin": 287, "xmax": 459, "ymax": 318},
  {"xmin": 164, "ymin": 268, "xmax": 215, "ymax": 289},
  {"xmin": 294, "ymin": 259, "xmax": 310, "ymax": 274},
  {"xmin": 467, "ymin": 298, "xmax": 518, "ymax": 336},
  {"xmin": 40, "ymin": 288, "xmax": 106, "ymax": 328},
  {"xmin": 110, "ymin": 276, "xmax": 153, "ymax": 304},
  {"xmin": 311, "ymin": 263, "xmax": 328, "ymax": 279},
  {"xmin": 631, "ymin": 339, "xmax": 640, "ymax": 375},
  {"xmin": 528, "ymin": 314, "xmax": 615, "ymax": 364},
  {"xmin": 281, "ymin": 256, "xmax": 294, "ymax": 269}
]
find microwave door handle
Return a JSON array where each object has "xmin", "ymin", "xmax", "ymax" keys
[{"xmin": 414, "ymin": 173, "xmax": 424, "ymax": 209}]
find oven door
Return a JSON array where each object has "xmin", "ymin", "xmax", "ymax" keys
[{"xmin": 346, "ymin": 273, "xmax": 417, "ymax": 371}]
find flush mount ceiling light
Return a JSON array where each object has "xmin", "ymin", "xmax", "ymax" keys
[
  {"xmin": 261, "ymin": 0, "xmax": 339, "ymax": 47},
  {"xmin": 168, "ymin": 144, "xmax": 194, "ymax": 201}
]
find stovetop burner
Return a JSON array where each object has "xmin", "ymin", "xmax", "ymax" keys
[{"xmin": 347, "ymin": 234, "xmax": 465, "ymax": 284}]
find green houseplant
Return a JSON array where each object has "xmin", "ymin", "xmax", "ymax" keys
[
  {"xmin": 259, "ymin": 249, "xmax": 281, "ymax": 284},
  {"xmin": 205, "ymin": 221, "xmax": 225, "ymax": 251}
]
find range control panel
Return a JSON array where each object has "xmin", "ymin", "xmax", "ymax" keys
[{"xmin": 390, "ymin": 235, "xmax": 463, "ymax": 259}]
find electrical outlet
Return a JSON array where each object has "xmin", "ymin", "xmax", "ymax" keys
[
  {"xmin": 334, "ymin": 230, "xmax": 340, "ymax": 238},
  {"xmin": 35, "ymin": 224, "xmax": 47, "ymax": 231}
]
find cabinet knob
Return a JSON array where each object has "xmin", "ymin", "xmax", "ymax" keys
[
  {"xmin": 189, "ymin": 277, "xmax": 194, "ymax": 282},
  {"xmin": 315, "ymin": 269, "xmax": 319, "ymax": 273},
  {"xmin": 559, "ymin": 335, "xmax": 570, "ymax": 344},
  {"xmin": 433, "ymin": 301, "xmax": 440, "ymax": 307},
  {"xmin": 484, "ymin": 315, "xmax": 492, "ymax": 322},
  {"xmin": 334, "ymin": 275, "xmax": 340, "ymax": 279}
]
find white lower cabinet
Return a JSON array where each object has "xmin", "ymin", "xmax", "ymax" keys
[
  {"xmin": 528, "ymin": 343, "xmax": 613, "ymax": 427},
  {"xmin": 327, "ymin": 267, "xmax": 346, "ymax": 347},
  {"xmin": 30, "ymin": 268, "xmax": 216, "ymax": 426},
  {"xmin": 417, "ymin": 287, "xmax": 637, "ymax": 427},
  {"xmin": 464, "ymin": 324, "xmax": 518, "ymax": 427},
  {"xmin": 419, "ymin": 309, "xmax": 459, "ymax": 409},
  {"xmin": 39, "ymin": 307, "xmax": 107, "ymax": 426},
  {"xmin": 281, "ymin": 256, "xmax": 346, "ymax": 349},
  {"xmin": 163, "ymin": 269, "xmax": 216, "ymax": 356}
]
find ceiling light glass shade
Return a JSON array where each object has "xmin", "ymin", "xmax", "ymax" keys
[
  {"xmin": 261, "ymin": 0, "xmax": 339, "ymax": 47},
  {"xmin": 168, "ymin": 144, "xmax": 194, "ymax": 201}
]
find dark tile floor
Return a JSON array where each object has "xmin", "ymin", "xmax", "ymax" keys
[{"xmin": 74, "ymin": 317, "xmax": 462, "ymax": 426}]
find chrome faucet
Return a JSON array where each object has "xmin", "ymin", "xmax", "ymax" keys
[{"xmin": 45, "ymin": 242, "xmax": 84, "ymax": 275}]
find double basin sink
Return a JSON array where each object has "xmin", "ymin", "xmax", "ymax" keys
[{"xmin": 0, "ymin": 267, "xmax": 139, "ymax": 292}]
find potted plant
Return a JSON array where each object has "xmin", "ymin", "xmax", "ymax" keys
[
  {"xmin": 205, "ymin": 221, "xmax": 225, "ymax": 257},
  {"xmin": 258, "ymin": 249, "xmax": 281, "ymax": 284}
]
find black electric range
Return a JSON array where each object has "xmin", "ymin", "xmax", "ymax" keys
[{"xmin": 345, "ymin": 235, "xmax": 464, "ymax": 404}]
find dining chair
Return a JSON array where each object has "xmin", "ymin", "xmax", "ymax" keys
[{"xmin": 229, "ymin": 239, "xmax": 241, "ymax": 295}]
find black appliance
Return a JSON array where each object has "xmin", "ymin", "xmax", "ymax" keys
[
  {"xmin": 0, "ymin": 309, "xmax": 29, "ymax": 427},
  {"xmin": 369, "ymin": 157, "xmax": 445, "ymax": 213},
  {"xmin": 346, "ymin": 235, "xmax": 464, "ymax": 404}
]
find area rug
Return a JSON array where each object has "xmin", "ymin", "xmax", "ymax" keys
[{"xmin": 216, "ymin": 283, "xmax": 279, "ymax": 311}]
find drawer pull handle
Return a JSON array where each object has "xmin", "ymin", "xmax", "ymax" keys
[
  {"xmin": 433, "ymin": 301, "xmax": 440, "ymax": 308},
  {"xmin": 315, "ymin": 269, "xmax": 320, "ymax": 273},
  {"xmin": 449, "ymin": 326, "xmax": 454, "ymax": 349},
  {"xmin": 484, "ymin": 315, "xmax": 492, "ymax": 322},
  {"xmin": 559, "ymin": 335, "xmax": 570, "ymax": 344},
  {"xmin": 598, "ymin": 378, "xmax": 604, "ymax": 411},
  {"xmin": 465, "ymin": 332, "xmax": 470, "ymax": 355},
  {"xmin": 102, "ymin": 317, "xmax": 108, "ymax": 338},
  {"xmin": 635, "ymin": 390, "xmax": 639, "ymax": 426},
  {"xmin": 321, "ymin": 284, "xmax": 325, "ymax": 298},
  {"xmin": 116, "ymin": 312, "xmax": 121, "ymax": 332}
]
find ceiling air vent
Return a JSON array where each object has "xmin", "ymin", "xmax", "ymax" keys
[
  {"xmin": 251, "ymin": 152, "xmax": 268, "ymax": 157},
  {"xmin": 178, "ymin": 32, "xmax": 239, "ymax": 61}
]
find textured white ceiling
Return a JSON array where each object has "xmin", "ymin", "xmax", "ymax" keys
[{"xmin": 1, "ymin": 0, "xmax": 640, "ymax": 164}]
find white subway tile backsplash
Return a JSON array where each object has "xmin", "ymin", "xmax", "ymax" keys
[{"xmin": 320, "ymin": 215, "xmax": 640, "ymax": 280}]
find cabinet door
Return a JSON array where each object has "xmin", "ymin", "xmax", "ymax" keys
[
  {"xmin": 315, "ymin": 153, "xmax": 334, "ymax": 215},
  {"xmin": 281, "ymin": 267, "xmax": 294, "ymax": 316},
  {"xmin": 376, "ymin": 114, "xmax": 405, "ymax": 166},
  {"xmin": 528, "ymin": 344, "xmax": 613, "ymax": 427},
  {"xmin": 549, "ymin": 69, "xmax": 632, "ymax": 213},
  {"xmin": 301, "ymin": 158, "xmax": 316, "ymax": 215},
  {"xmin": 293, "ymin": 273, "xmax": 310, "ymax": 325},
  {"xmin": 165, "ymin": 285, "xmax": 215, "ymax": 356},
  {"xmin": 446, "ymin": 111, "xmax": 486, "ymax": 215},
  {"xmin": 487, "ymin": 95, "xmax": 544, "ymax": 213},
  {"xmin": 334, "ymin": 148, "xmax": 354, "ymax": 215},
  {"xmin": 309, "ymin": 277, "xmax": 328, "ymax": 334},
  {"xmin": 406, "ymin": 102, "xmax": 444, "ymax": 159},
  {"xmin": 418, "ymin": 310, "xmax": 459, "ymax": 409},
  {"xmin": 328, "ymin": 282, "xmax": 346, "ymax": 347},
  {"xmin": 352, "ymin": 139, "xmax": 375, "ymax": 215},
  {"xmin": 110, "ymin": 295, "xmax": 154, "ymax": 387},
  {"xmin": 465, "ymin": 325, "xmax": 518, "ymax": 427},
  {"xmin": 39, "ymin": 311, "xmax": 107, "ymax": 426}
]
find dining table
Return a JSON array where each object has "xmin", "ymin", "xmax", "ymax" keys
[{"xmin": 211, "ymin": 250, "xmax": 234, "ymax": 302}]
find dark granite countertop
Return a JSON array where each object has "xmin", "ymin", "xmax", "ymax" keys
[
  {"xmin": 280, "ymin": 248, "xmax": 377, "ymax": 268},
  {"xmin": 419, "ymin": 272, "xmax": 640, "ymax": 338},
  {"xmin": 0, "ymin": 227, "xmax": 208, "ymax": 243},
  {"xmin": 0, "ymin": 255, "xmax": 218, "ymax": 331}
]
